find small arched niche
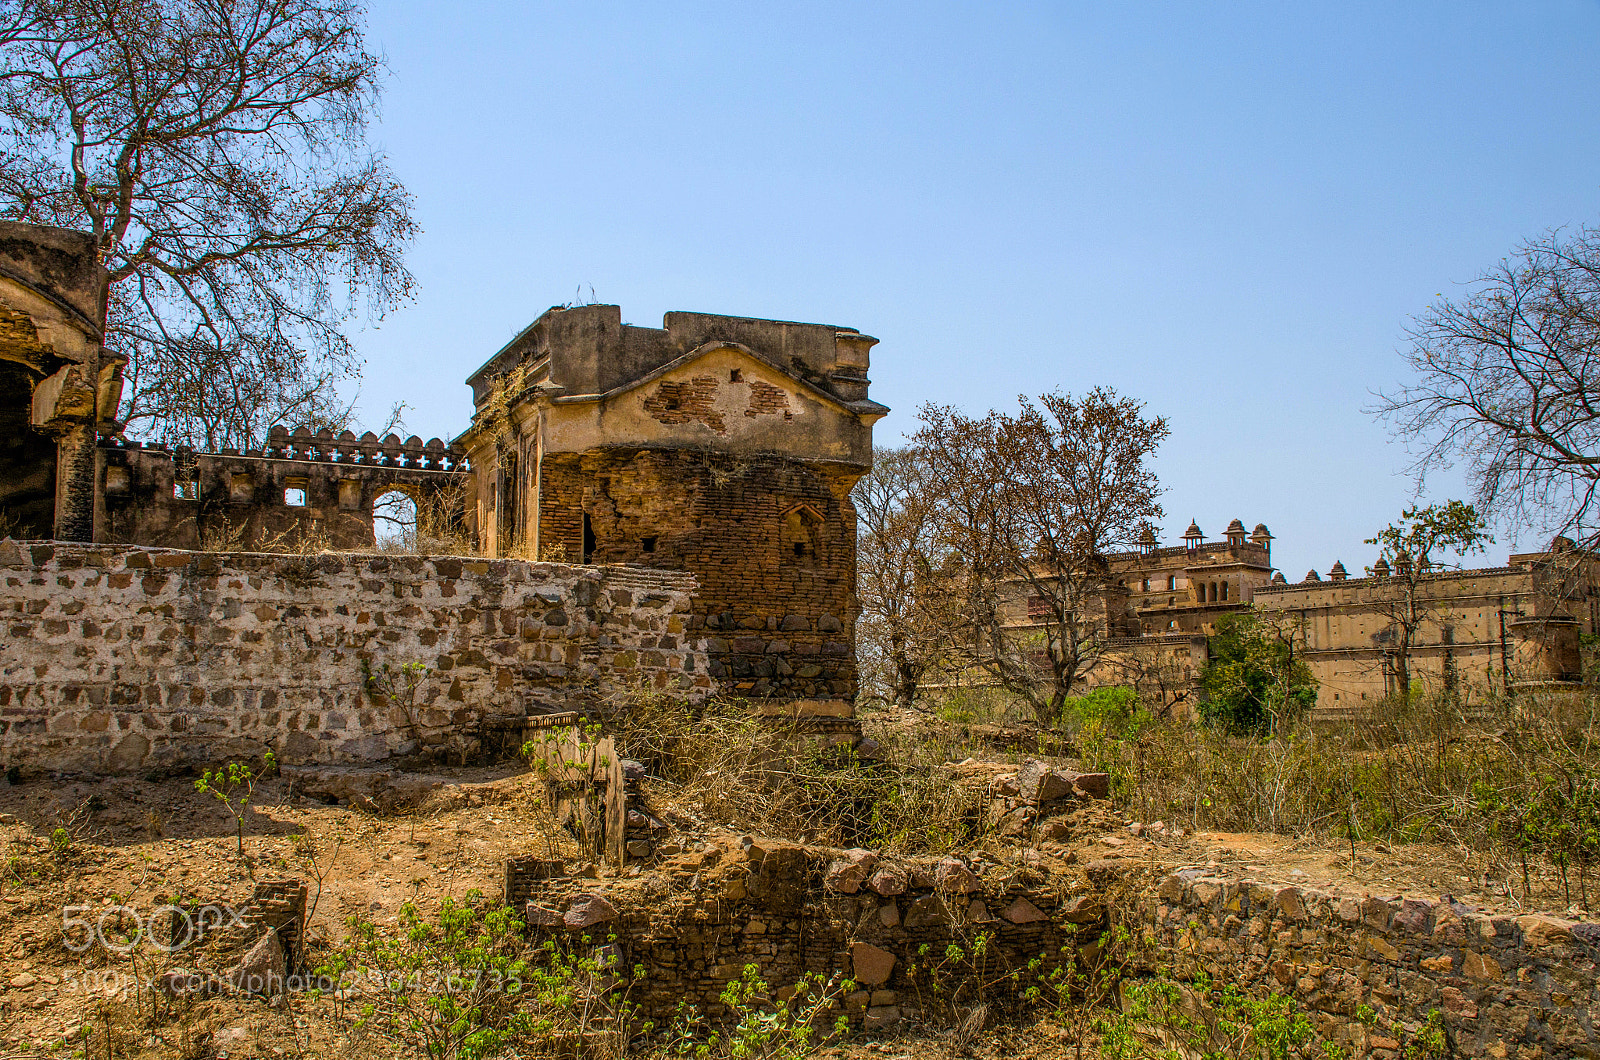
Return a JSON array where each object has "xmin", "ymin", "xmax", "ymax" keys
[{"xmin": 780, "ymin": 503, "xmax": 824, "ymax": 568}]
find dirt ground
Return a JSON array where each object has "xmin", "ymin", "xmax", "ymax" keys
[{"xmin": 0, "ymin": 758, "xmax": 1573, "ymax": 1058}]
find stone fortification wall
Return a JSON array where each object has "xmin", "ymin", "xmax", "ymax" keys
[
  {"xmin": 511, "ymin": 839, "xmax": 1600, "ymax": 1054},
  {"xmin": 511, "ymin": 843, "xmax": 1099, "ymax": 1029},
  {"xmin": 0, "ymin": 541, "xmax": 707, "ymax": 775},
  {"xmin": 1133, "ymin": 868, "xmax": 1599, "ymax": 1058},
  {"xmin": 99, "ymin": 426, "xmax": 468, "ymax": 553}
]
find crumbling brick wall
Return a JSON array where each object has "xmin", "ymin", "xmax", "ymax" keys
[
  {"xmin": 512, "ymin": 848, "xmax": 1600, "ymax": 1052},
  {"xmin": 512, "ymin": 845, "xmax": 1091, "ymax": 1029},
  {"xmin": 99, "ymin": 428, "xmax": 469, "ymax": 553},
  {"xmin": 537, "ymin": 447, "xmax": 859, "ymax": 707},
  {"xmin": 0, "ymin": 542, "xmax": 707, "ymax": 776}
]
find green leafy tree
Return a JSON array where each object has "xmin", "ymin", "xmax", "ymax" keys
[
  {"xmin": 1198, "ymin": 612, "xmax": 1317, "ymax": 734},
  {"xmin": 1364, "ymin": 501, "xmax": 1493, "ymax": 699}
]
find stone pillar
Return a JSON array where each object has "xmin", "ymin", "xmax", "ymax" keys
[
  {"xmin": 52, "ymin": 421, "xmax": 97, "ymax": 541},
  {"xmin": 30, "ymin": 361, "xmax": 101, "ymax": 541}
]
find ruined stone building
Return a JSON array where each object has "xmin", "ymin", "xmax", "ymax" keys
[
  {"xmin": 974, "ymin": 521, "xmax": 1598, "ymax": 712},
  {"xmin": 458, "ymin": 305, "xmax": 888, "ymax": 718},
  {"xmin": 0, "ymin": 224, "xmax": 466, "ymax": 552},
  {"xmin": 0, "ymin": 222, "xmax": 121, "ymax": 542},
  {"xmin": 2, "ymin": 219, "xmax": 886, "ymax": 759},
  {"xmin": 1253, "ymin": 540, "xmax": 1597, "ymax": 711}
]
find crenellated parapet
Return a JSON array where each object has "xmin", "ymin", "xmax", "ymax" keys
[
  {"xmin": 260, "ymin": 425, "xmax": 468, "ymax": 472},
  {"xmin": 97, "ymin": 425, "xmax": 471, "ymax": 552}
]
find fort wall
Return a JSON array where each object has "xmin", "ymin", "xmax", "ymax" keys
[
  {"xmin": 510, "ymin": 847, "xmax": 1600, "ymax": 1055},
  {"xmin": 98, "ymin": 426, "xmax": 469, "ymax": 553},
  {"xmin": 1133, "ymin": 867, "xmax": 1599, "ymax": 1058},
  {"xmin": 0, "ymin": 542, "xmax": 707, "ymax": 776}
]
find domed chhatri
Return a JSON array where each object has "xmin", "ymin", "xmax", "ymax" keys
[
  {"xmin": 1136, "ymin": 524, "xmax": 1159, "ymax": 554},
  {"xmin": 1329, "ymin": 561, "xmax": 1348, "ymax": 581}
]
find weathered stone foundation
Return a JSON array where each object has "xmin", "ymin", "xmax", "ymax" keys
[
  {"xmin": 1134, "ymin": 868, "xmax": 1600, "ymax": 1058},
  {"xmin": 0, "ymin": 541, "xmax": 708, "ymax": 775},
  {"xmin": 509, "ymin": 848, "xmax": 1600, "ymax": 1054}
]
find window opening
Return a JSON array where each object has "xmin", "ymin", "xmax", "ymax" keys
[
  {"xmin": 729, "ymin": 369, "xmax": 742, "ymax": 382},
  {"xmin": 374, "ymin": 489, "xmax": 417, "ymax": 550},
  {"xmin": 641, "ymin": 536, "xmax": 657, "ymax": 553},
  {"xmin": 284, "ymin": 486, "xmax": 307, "ymax": 507},
  {"xmin": 582, "ymin": 514, "xmax": 596, "ymax": 564}
]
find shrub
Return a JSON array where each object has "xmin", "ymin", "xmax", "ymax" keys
[
  {"xmin": 608, "ymin": 695, "xmax": 986, "ymax": 854},
  {"xmin": 342, "ymin": 892, "xmax": 636, "ymax": 1060},
  {"xmin": 1197, "ymin": 611, "xmax": 1317, "ymax": 735},
  {"xmin": 194, "ymin": 752, "xmax": 276, "ymax": 856},
  {"xmin": 652, "ymin": 964, "xmax": 849, "ymax": 1060},
  {"xmin": 1093, "ymin": 974, "xmax": 1354, "ymax": 1060},
  {"xmin": 1059, "ymin": 686, "xmax": 1147, "ymax": 737}
]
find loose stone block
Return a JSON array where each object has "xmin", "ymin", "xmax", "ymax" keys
[{"xmin": 850, "ymin": 942, "xmax": 896, "ymax": 987}]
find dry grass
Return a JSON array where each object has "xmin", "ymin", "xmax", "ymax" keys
[
  {"xmin": 1060, "ymin": 684, "xmax": 1600, "ymax": 909},
  {"xmin": 609, "ymin": 695, "xmax": 990, "ymax": 854}
]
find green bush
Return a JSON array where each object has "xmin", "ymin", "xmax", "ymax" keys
[
  {"xmin": 1059, "ymin": 686, "xmax": 1147, "ymax": 736},
  {"xmin": 336, "ymin": 893, "xmax": 849, "ymax": 1060},
  {"xmin": 1197, "ymin": 612, "xmax": 1317, "ymax": 734},
  {"xmin": 1093, "ymin": 973, "xmax": 1365, "ymax": 1060}
]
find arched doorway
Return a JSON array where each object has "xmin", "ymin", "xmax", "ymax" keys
[
  {"xmin": 373, "ymin": 488, "xmax": 418, "ymax": 551},
  {"xmin": 0, "ymin": 358, "xmax": 54, "ymax": 538}
]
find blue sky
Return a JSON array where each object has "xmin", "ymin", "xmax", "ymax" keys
[{"xmin": 348, "ymin": 1, "xmax": 1600, "ymax": 580}]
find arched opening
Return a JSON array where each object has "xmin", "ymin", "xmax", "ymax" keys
[
  {"xmin": 0, "ymin": 358, "xmax": 55, "ymax": 538},
  {"xmin": 374, "ymin": 488, "xmax": 418, "ymax": 551},
  {"xmin": 780, "ymin": 503, "xmax": 824, "ymax": 568}
]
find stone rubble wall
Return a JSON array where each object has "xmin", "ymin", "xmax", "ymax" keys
[
  {"xmin": 511, "ymin": 841, "xmax": 1600, "ymax": 1054},
  {"xmin": 536, "ymin": 449, "xmax": 861, "ymax": 710},
  {"xmin": 0, "ymin": 541, "xmax": 708, "ymax": 775},
  {"xmin": 513, "ymin": 844, "xmax": 1101, "ymax": 1030},
  {"xmin": 1133, "ymin": 868, "xmax": 1600, "ymax": 1059}
]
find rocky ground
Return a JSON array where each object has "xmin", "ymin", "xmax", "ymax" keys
[{"xmin": 0, "ymin": 749, "xmax": 1569, "ymax": 1059}]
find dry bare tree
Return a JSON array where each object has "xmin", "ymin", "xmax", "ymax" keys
[
  {"xmin": 0, "ymin": 0, "xmax": 416, "ymax": 448},
  {"xmin": 853, "ymin": 445, "xmax": 944, "ymax": 707},
  {"xmin": 915, "ymin": 388, "xmax": 1167, "ymax": 724},
  {"xmin": 1375, "ymin": 223, "xmax": 1600, "ymax": 548},
  {"xmin": 1363, "ymin": 500, "xmax": 1492, "ymax": 700},
  {"xmin": 1098, "ymin": 636, "xmax": 1195, "ymax": 720}
]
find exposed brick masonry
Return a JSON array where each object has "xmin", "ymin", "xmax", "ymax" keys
[{"xmin": 539, "ymin": 448, "xmax": 859, "ymax": 705}]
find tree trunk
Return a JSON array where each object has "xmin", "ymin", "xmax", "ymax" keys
[{"xmin": 893, "ymin": 659, "xmax": 920, "ymax": 707}]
